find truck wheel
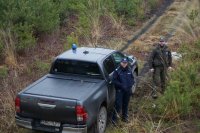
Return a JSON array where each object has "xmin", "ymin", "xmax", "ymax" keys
[
  {"xmin": 132, "ymin": 71, "xmax": 138, "ymax": 94},
  {"xmin": 96, "ymin": 106, "xmax": 107, "ymax": 133}
]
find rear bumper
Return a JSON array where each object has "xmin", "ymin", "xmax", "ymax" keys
[{"xmin": 15, "ymin": 115, "xmax": 87, "ymax": 133}]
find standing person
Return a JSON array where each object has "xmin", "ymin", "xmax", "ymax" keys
[
  {"xmin": 112, "ymin": 58, "xmax": 134, "ymax": 124},
  {"xmin": 149, "ymin": 37, "xmax": 172, "ymax": 98}
]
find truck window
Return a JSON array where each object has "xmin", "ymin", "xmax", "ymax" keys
[
  {"xmin": 51, "ymin": 59, "xmax": 102, "ymax": 78},
  {"xmin": 112, "ymin": 52, "xmax": 125, "ymax": 67},
  {"xmin": 103, "ymin": 56, "xmax": 115, "ymax": 74}
]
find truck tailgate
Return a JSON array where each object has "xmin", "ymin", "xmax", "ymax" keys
[{"xmin": 20, "ymin": 94, "xmax": 77, "ymax": 124}]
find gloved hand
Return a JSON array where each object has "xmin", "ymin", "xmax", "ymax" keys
[
  {"xmin": 168, "ymin": 67, "xmax": 173, "ymax": 71},
  {"xmin": 150, "ymin": 68, "xmax": 154, "ymax": 72}
]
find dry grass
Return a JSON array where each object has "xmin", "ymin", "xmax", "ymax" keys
[
  {"xmin": 0, "ymin": 29, "xmax": 18, "ymax": 68},
  {"xmin": 0, "ymin": 88, "xmax": 19, "ymax": 133},
  {"xmin": 108, "ymin": 13, "xmax": 125, "ymax": 34}
]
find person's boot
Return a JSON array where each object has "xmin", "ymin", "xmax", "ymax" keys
[
  {"xmin": 152, "ymin": 85, "xmax": 158, "ymax": 98},
  {"xmin": 111, "ymin": 119, "xmax": 117, "ymax": 126},
  {"xmin": 161, "ymin": 89, "xmax": 164, "ymax": 94},
  {"xmin": 122, "ymin": 117, "xmax": 129, "ymax": 123},
  {"xmin": 161, "ymin": 85, "xmax": 165, "ymax": 94},
  {"xmin": 152, "ymin": 91, "xmax": 158, "ymax": 99}
]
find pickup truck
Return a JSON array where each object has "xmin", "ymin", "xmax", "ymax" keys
[{"xmin": 15, "ymin": 47, "xmax": 138, "ymax": 133}]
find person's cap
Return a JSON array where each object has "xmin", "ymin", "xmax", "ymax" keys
[
  {"xmin": 160, "ymin": 37, "xmax": 165, "ymax": 42},
  {"xmin": 121, "ymin": 58, "xmax": 128, "ymax": 63}
]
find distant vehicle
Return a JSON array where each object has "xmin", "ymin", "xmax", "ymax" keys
[{"xmin": 15, "ymin": 47, "xmax": 138, "ymax": 133}]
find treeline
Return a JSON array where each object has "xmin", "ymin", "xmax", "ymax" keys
[{"xmin": 0, "ymin": 0, "xmax": 160, "ymax": 65}]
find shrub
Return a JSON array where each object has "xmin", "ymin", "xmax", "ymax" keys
[
  {"xmin": 114, "ymin": 0, "xmax": 139, "ymax": 17},
  {"xmin": 30, "ymin": 0, "xmax": 60, "ymax": 34},
  {"xmin": 14, "ymin": 23, "xmax": 36, "ymax": 51},
  {"xmin": 0, "ymin": 0, "xmax": 62, "ymax": 56}
]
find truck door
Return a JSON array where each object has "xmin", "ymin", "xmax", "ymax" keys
[
  {"xmin": 103, "ymin": 55, "xmax": 116, "ymax": 109},
  {"xmin": 111, "ymin": 52, "xmax": 125, "ymax": 68}
]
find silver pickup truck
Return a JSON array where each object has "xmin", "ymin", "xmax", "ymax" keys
[{"xmin": 15, "ymin": 47, "xmax": 138, "ymax": 133}]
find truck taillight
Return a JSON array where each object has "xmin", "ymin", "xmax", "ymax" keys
[
  {"xmin": 76, "ymin": 105, "xmax": 88, "ymax": 122},
  {"xmin": 15, "ymin": 97, "xmax": 21, "ymax": 113}
]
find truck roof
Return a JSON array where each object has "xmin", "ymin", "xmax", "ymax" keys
[{"xmin": 57, "ymin": 47, "xmax": 115, "ymax": 62}]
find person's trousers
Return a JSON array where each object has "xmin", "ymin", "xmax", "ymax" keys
[
  {"xmin": 153, "ymin": 66, "xmax": 166, "ymax": 92},
  {"xmin": 112, "ymin": 89, "xmax": 131, "ymax": 122}
]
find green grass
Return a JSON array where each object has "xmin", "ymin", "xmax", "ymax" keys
[
  {"xmin": 0, "ymin": 66, "xmax": 8, "ymax": 78},
  {"xmin": 34, "ymin": 60, "xmax": 50, "ymax": 73}
]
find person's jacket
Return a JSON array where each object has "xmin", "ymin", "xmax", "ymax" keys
[
  {"xmin": 149, "ymin": 45, "xmax": 172, "ymax": 68},
  {"xmin": 112, "ymin": 66, "xmax": 134, "ymax": 92}
]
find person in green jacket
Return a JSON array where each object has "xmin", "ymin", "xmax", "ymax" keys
[{"xmin": 149, "ymin": 37, "xmax": 172, "ymax": 98}]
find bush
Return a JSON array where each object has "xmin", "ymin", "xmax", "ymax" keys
[
  {"xmin": 14, "ymin": 23, "xmax": 36, "ymax": 51},
  {"xmin": 30, "ymin": 0, "xmax": 60, "ymax": 34},
  {"xmin": 0, "ymin": 0, "xmax": 63, "ymax": 55}
]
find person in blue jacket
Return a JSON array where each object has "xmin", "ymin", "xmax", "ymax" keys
[{"xmin": 112, "ymin": 58, "xmax": 134, "ymax": 123}]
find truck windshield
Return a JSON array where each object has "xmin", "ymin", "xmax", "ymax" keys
[{"xmin": 51, "ymin": 59, "xmax": 103, "ymax": 78}]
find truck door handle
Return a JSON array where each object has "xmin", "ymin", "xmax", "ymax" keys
[{"xmin": 38, "ymin": 103, "xmax": 56, "ymax": 109}]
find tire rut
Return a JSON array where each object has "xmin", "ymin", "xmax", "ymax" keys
[{"xmin": 119, "ymin": 0, "xmax": 174, "ymax": 52}]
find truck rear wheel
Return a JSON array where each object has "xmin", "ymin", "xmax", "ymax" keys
[{"xmin": 96, "ymin": 106, "xmax": 107, "ymax": 133}]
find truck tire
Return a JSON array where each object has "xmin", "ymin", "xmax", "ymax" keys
[{"xmin": 95, "ymin": 106, "xmax": 107, "ymax": 133}]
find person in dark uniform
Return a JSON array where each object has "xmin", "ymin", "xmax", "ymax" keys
[
  {"xmin": 112, "ymin": 58, "xmax": 134, "ymax": 123},
  {"xmin": 149, "ymin": 37, "xmax": 172, "ymax": 98}
]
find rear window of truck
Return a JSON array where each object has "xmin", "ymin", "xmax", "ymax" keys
[{"xmin": 51, "ymin": 59, "xmax": 103, "ymax": 78}]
